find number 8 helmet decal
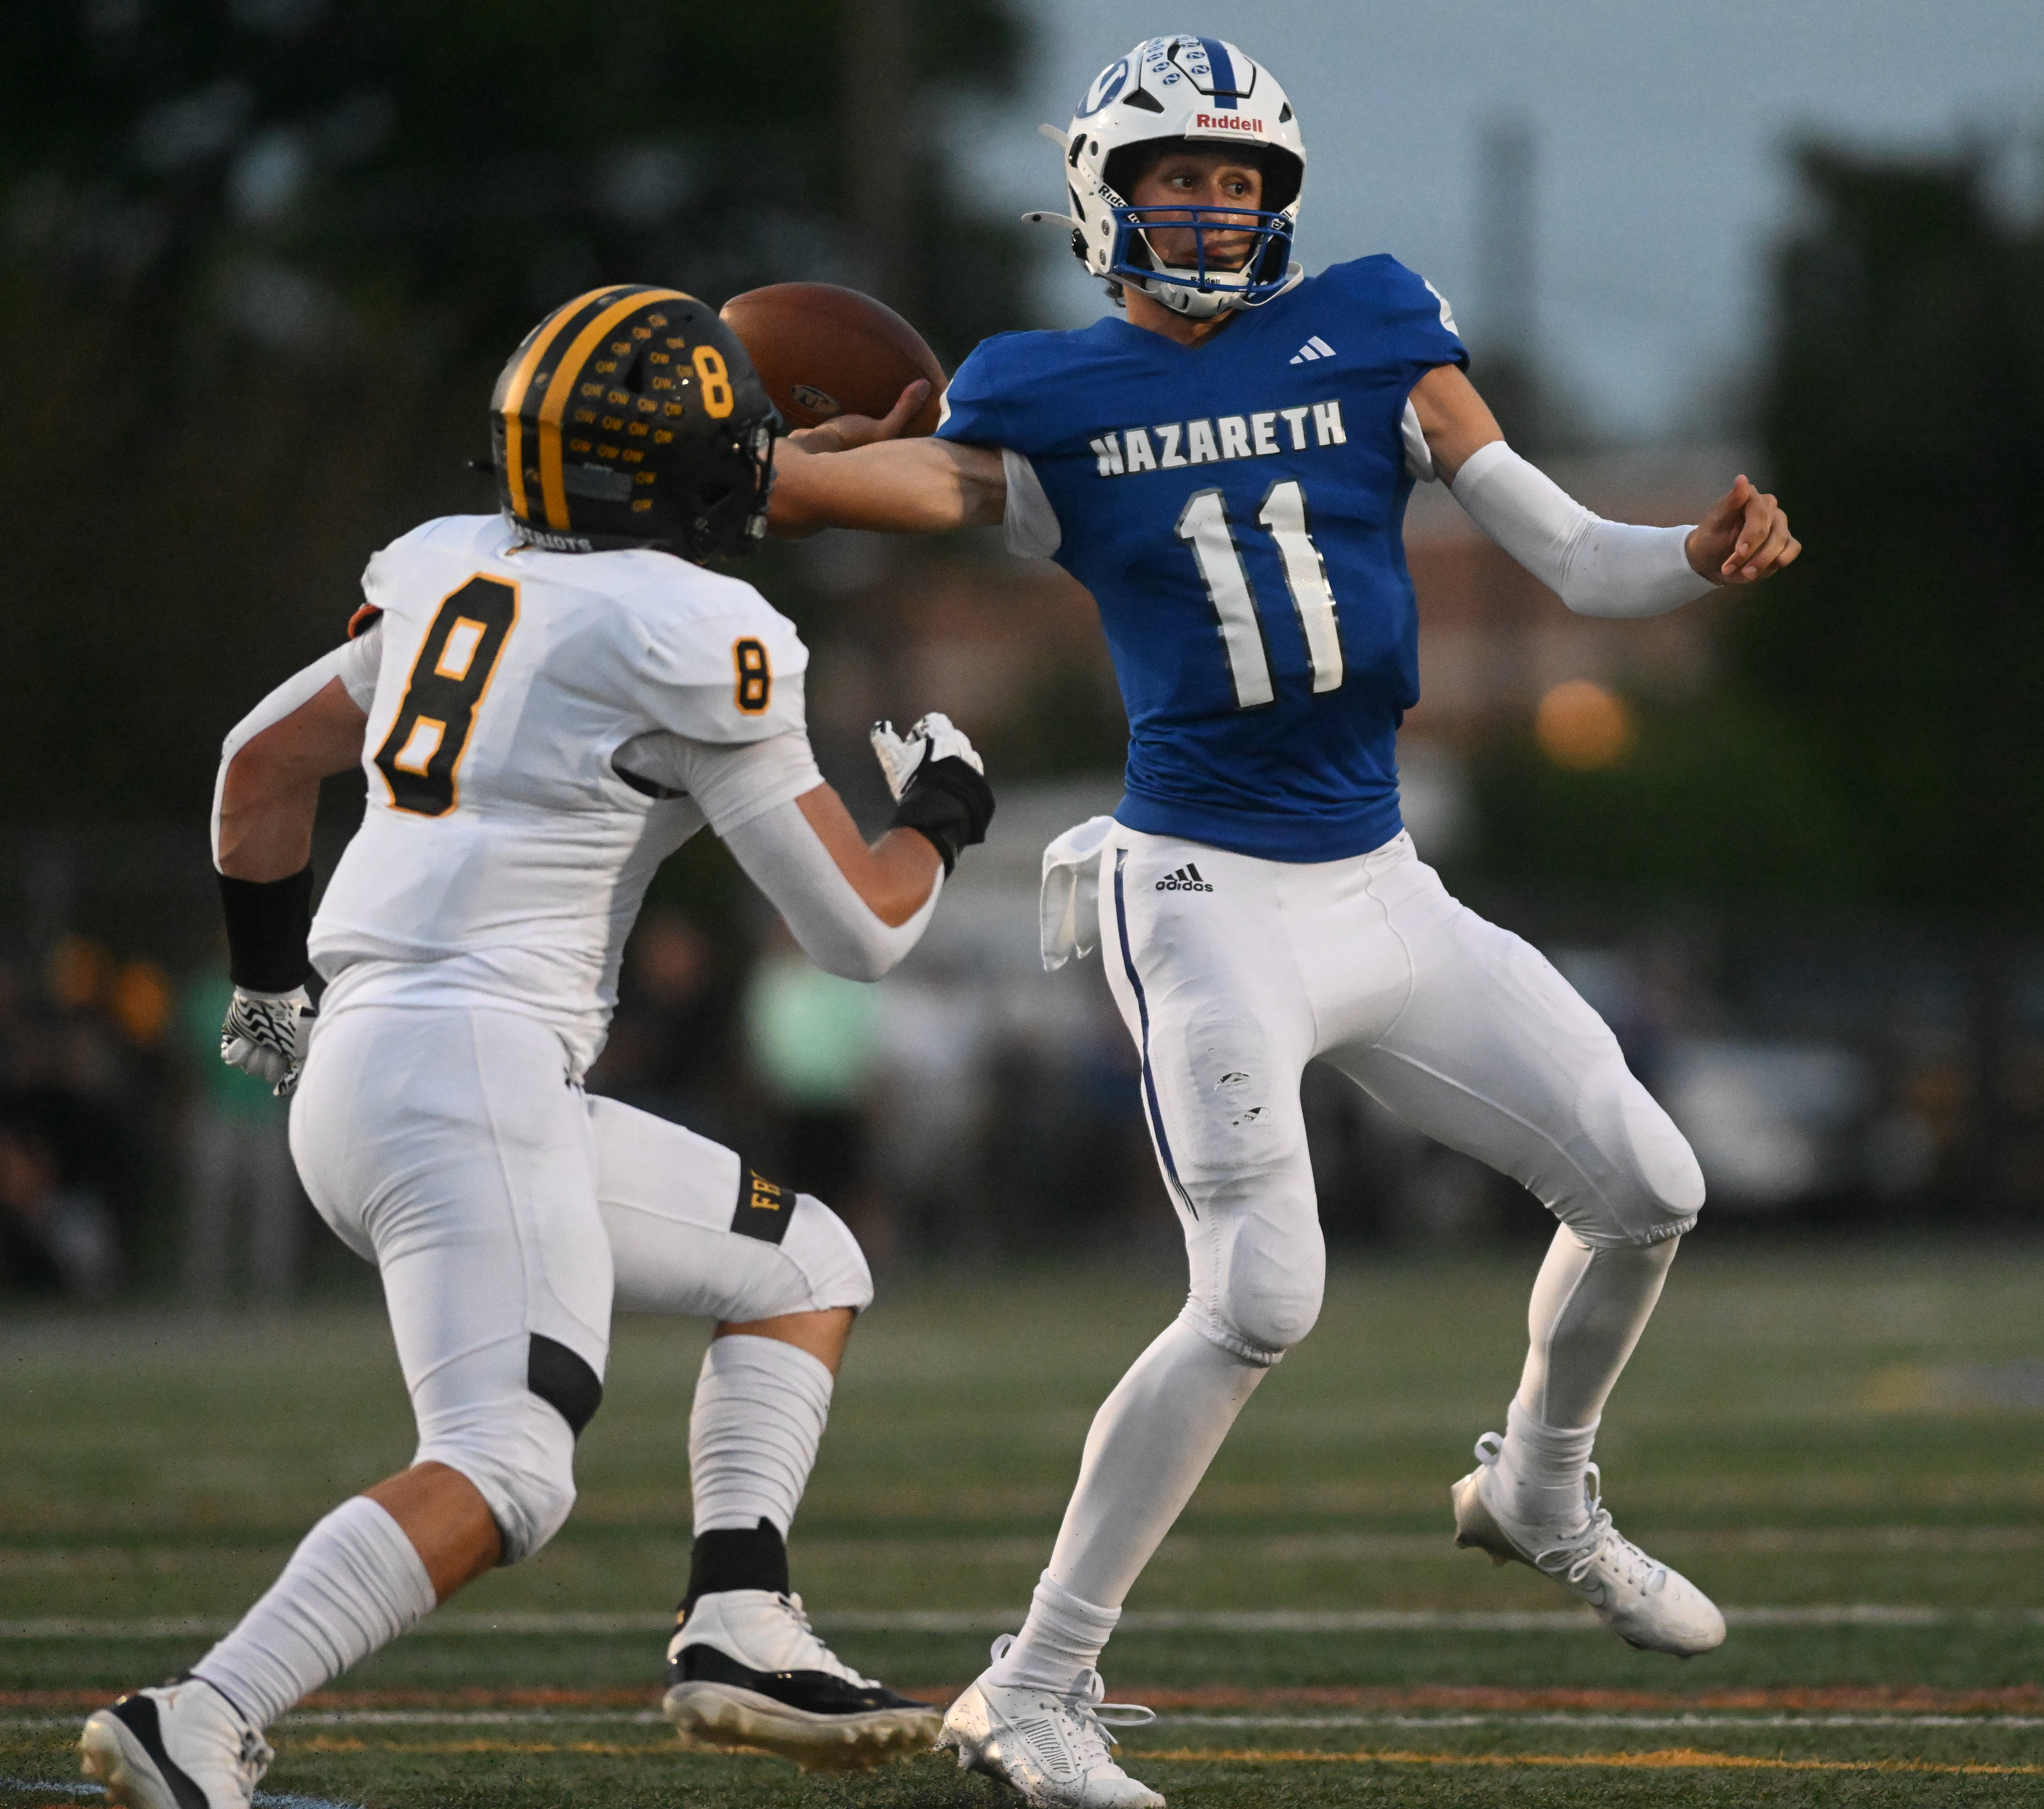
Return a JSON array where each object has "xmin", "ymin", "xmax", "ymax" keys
[
  {"xmin": 1029, "ymin": 37, "xmax": 1307, "ymax": 320},
  {"xmin": 490, "ymin": 285, "xmax": 781, "ymax": 559}
]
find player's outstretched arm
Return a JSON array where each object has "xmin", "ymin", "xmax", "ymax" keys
[
  {"xmin": 1411, "ymin": 364, "xmax": 1801, "ymax": 617},
  {"xmin": 676, "ymin": 716, "xmax": 994, "ymax": 982},
  {"xmin": 767, "ymin": 381, "xmax": 1006, "ymax": 537},
  {"xmin": 770, "ymin": 435, "xmax": 1005, "ymax": 537}
]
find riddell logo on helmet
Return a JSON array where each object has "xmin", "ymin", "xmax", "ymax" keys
[{"xmin": 1195, "ymin": 113, "xmax": 1263, "ymax": 134}]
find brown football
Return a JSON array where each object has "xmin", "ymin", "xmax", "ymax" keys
[{"xmin": 719, "ymin": 282, "xmax": 946, "ymax": 437}]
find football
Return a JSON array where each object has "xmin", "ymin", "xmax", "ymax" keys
[{"xmin": 719, "ymin": 282, "xmax": 947, "ymax": 436}]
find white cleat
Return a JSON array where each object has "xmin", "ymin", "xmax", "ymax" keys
[
  {"xmin": 1452, "ymin": 1433, "xmax": 1727, "ymax": 1656},
  {"xmin": 80, "ymin": 1677, "xmax": 273, "ymax": 1809},
  {"xmin": 938, "ymin": 1641, "xmax": 1165, "ymax": 1809},
  {"xmin": 662, "ymin": 1589, "xmax": 939, "ymax": 1771}
]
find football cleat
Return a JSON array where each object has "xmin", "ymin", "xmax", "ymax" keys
[
  {"xmin": 937, "ymin": 1641, "xmax": 1165, "ymax": 1808},
  {"xmin": 80, "ymin": 1677, "xmax": 273, "ymax": 1809},
  {"xmin": 1452, "ymin": 1433, "xmax": 1727, "ymax": 1656},
  {"xmin": 661, "ymin": 1589, "xmax": 939, "ymax": 1771}
]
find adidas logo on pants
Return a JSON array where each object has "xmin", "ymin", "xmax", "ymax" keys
[{"xmin": 1156, "ymin": 863, "xmax": 1214, "ymax": 893}]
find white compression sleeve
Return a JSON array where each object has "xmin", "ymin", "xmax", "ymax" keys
[
  {"xmin": 209, "ymin": 627, "xmax": 382, "ymax": 868},
  {"xmin": 988, "ymin": 1314, "xmax": 1265, "ymax": 1693},
  {"xmin": 1494, "ymin": 1226, "xmax": 1680, "ymax": 1527},
  {"xmin": 611, "ymin": 732, "xmax": 937, "ymax": 980},
  {"xmin": 1450, "ymin": 440, "xmax": 1715, "ymax": 619},
  {"xmin": 612, "ymin": 727, "xmax": 820, "ymax": 827},
  {"xmin": 721, "ymin": 797, "xmax": 939, "ymax": 982}
]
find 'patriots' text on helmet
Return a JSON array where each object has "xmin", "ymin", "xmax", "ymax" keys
[
  {"xmin": 490, "ymin": 286, "xmax": 780, "ymax": 559},
  {"xmin": 1032, "ymin": 36, "xmax": 1306, "ymax": 320}
]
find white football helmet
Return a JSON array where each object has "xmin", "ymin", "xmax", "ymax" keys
[{"xmin": 1029, "ymin": 36, "xmax": 1306, "ymax": 320}]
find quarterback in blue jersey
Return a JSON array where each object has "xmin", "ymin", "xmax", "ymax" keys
[{"xmin": 774, "ymin": 34, "xmax": 1798, "ymax": 1807}]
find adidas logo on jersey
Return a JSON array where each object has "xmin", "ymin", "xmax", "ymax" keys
[
  {"xmin": 1156, "ymin": 863, "xmax": 1214, "ymax": 893},
  {"xmin": 1289, "ymin": 335, "xmax": 1337, "ymax": 364},
  {"xmin": 1089, "ymin": 400, "xmax": 1345, "ymax": 477}
]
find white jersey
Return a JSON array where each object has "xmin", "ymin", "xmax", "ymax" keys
[{"xmin": 311, "ymin": 513, "xmax": 812, "ymax": 1074}]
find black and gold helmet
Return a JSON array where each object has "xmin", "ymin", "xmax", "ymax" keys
[{"xmin": 489, "ymin": 285, "xmax": 779, "ymax": 558}]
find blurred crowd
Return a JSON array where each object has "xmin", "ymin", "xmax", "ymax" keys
[
  {"xmin": 5, "ymin": 867, "xmax": 2040, "ymax": 1310},
  {"xmin": 0, "ymin": 895, "xmax": 1175, "ymax": 1309}
]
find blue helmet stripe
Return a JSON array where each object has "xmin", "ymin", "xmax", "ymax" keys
[{"xmin": 1199, "ymin": 37, "xmax": 1237, "ymax": 108}]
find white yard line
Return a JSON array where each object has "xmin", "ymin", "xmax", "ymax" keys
[
  {"xmin": 8, "ymin": 1521, "xmax": 2036, "ymax": 1578},
  {"xmin": 0, "ymin": 1781, "xmax": 357, "ymax": 1809},
  {"xmin": 3, "ymin": 1604, "xmax": 2039, "ymax": 1639},
  {"xmin": 5, "ymin": 1709, "xmax": 2041, "ymax": 1733},
  {"xmin": 5, "ymin": 1525, "xmax": 2038, "ymax": 1577}
]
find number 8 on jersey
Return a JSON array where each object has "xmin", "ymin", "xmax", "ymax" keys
[{"xmin": 373, "ymin": 576, "xmax": 519, "ymax": 816}]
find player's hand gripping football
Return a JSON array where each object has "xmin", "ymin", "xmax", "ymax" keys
[
  {"xmin": 1685, "ymin": 475, "xmax": 1801, "ymax": 586},
  {"xmin": 786, "ymin": 381, "xmax": 931, "ymax": 455},
  {"xmin": 870, "ymin": 713, "xmax": 994, "ymax": 875},
  {"xmin": 221, "ymin": 985, "xmax": 317, "ymax": 1098}
]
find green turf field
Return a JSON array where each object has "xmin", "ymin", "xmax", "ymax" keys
[{"xmin": 5, "ymin": 1241, "xmax": 2043, "ymax": 1805}]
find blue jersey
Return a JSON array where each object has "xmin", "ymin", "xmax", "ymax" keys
[{"xmin": 937, "ymin": 256, "xmax": 1464, "ymax": 863}]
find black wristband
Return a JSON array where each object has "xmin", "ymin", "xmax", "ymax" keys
[
  {"xmin": 219, "ymin": 866, "xmax": 314, "ymax": 993},
  {"xmin": 889, "ymin": 755, "xmax": 995, "ymax": 876}
]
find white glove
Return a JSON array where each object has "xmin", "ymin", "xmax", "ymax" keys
[
  {"xmin": 869, "ymin": 712, "xmax": 985, "ymax": 801},
  {"xmin": 221, "ymin": 986, "xmax": 317, "ymax": 1099}
]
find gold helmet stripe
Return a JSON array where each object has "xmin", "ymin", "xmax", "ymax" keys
[
  {"xmin": 497, "ymin": 286, "xmax": 615, "ymax": 526},
  {"xmin": 535, "ymin": 288, "xmax": 692, "ymax": 532}
]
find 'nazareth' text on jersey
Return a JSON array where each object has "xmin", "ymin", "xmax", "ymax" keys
[{"xmin": 1088, "ymin": 400, "xmax": 1347, "ymax": 475}]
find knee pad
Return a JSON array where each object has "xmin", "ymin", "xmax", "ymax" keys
[
  {"xmin": 1186, "ymin": 1186, "xmax": 1325, "ymax": 1365},
  {"xmin": 1566, "ymin": 1064, "xmax": 1706, "ymax": 1249},
  {"xmin": 779, "ymin": 1193, "xmax": 874, "ymax": 1315},
  {"xmin": 696, "ymin": 1189, "xmax": 874, "ymax": 1322},
  {"xmin": 413, "ymin": 1335, "xmax": 598, "ymax": 1566}
]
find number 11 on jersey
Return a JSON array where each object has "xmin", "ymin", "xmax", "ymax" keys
[{"xmin": 1176, "ymin": 480, "xmax": 1344, "ymax": 710}]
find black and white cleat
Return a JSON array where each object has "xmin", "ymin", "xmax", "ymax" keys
[
  {"xmin": 79, "ymin": 1678, "xmax": 273, "ymax": 1809},
  {"xmin": 662, "ymin": 1590, "xmax": 940, "ymax": 1771}
]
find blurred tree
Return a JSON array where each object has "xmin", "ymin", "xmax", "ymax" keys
[
  {"xmin": 1747, "ymin": 144, "xmax": 2044, "ymax": 1209},
  {"xmin": 0, "ymin": 0, "xmax": 1031, "ymax": 825},
  {"xmin": 1471, "ymin": 696, "xmax": 1865, "ymax": 905},
  {"xmin": 1745, "ymin": 144, "xmax": 2044, "ymax": 918}
]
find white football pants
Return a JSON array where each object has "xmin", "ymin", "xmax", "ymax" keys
[
  {"xmin": 1100, "ymin": 826, "xmax": 1703, "ymax": 1365},
  {"xmin": 290, "ymin": 1002, "xmax": 871, "ymax": 1564}
]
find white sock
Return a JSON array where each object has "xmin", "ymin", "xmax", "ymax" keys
[
  {"xmin": 987, "ymin": 1571, "xmax": 1120, "ymax": 1693},
  {"xmin": 193, "ymin": 1496, "xmax": 435, "ymax": 1729},
  {"xmin": 689, "ymin": 1334, "xmax": 833, "ymax": 1534},
  {"xmin": 1494, "ymin": 1398, "xmax": 1599, "ymax": 1529}
]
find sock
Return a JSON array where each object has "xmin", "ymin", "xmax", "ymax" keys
[
  {"xmin": 193, "ymin": 1496, "xmax": 435, "ymax": 1729},
  {"xmin": 687, "ymin": 1333, "xmax": 833, "ymax": 1546},
  {"xmin": 987, "ymin": 1571, "xmax": 1121, "ymax": 1693},
  {"xmin": 1494, "ymin": 1398, "xmax": 1600, "ymax": 1529},
  {"xmin": 682, "ymin": 1517, "xmax": 788, "ymax": 1614}
]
